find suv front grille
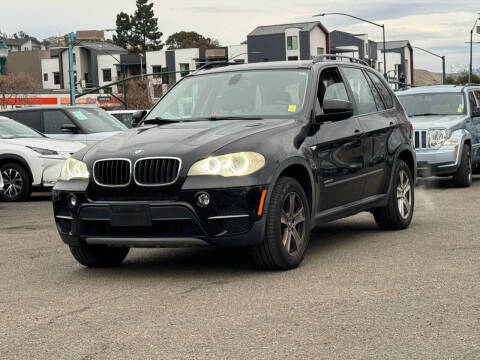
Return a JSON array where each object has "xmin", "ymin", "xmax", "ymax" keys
[
  {"xmin": 414, "ymin": 130, "xmax": 428, "ymax": 149},
  {"xmin": 93, "ymin": 159, "xmax": 131, "ymax": 187},
  {"xmin": 134, "ymin": 158, "xmax": 181, "ymax": 186}
]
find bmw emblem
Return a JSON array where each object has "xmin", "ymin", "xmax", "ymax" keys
[{"xmin": 133, "ymin": 149, "xmax": 144, "ymax": 156}]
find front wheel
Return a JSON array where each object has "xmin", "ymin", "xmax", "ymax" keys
[
  {"xmin": 69, "ymin": 244, "xmax": 130, "ymax": 268},
  {"xmin": 252, "ymin": 177, "xmax": 310, "ymax": 270},
  {"xmin": 452, "ymin": 144, "xmax": 472, "ymax": 187},
  {"xmin": 372, "ymin": 160, "xmax": 414, "ymax": 230},
  {"xmin": 0, "ymin": 163, "xmax": 32, "ymax": 202}
]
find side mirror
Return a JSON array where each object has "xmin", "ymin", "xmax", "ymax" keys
[
  {"xmin": 131, "ymin": 110, "xmax": 147, "ymax": 128},
  {"xmin": 61, "ymin": 124, "xmax": 79, "ymax": 133},
  {"xmin": 315, "ymin": 99, "xmax": 354, "ymax": 123}
]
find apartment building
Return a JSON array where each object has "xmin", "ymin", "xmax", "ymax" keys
[{"xmin": 377, "ymin": 40, "xmax": 414, "ymax": 85}]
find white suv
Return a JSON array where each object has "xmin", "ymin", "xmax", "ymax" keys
[{"xmin": 0, "ymin": 116, "xmax": 85, "ymax": 201}]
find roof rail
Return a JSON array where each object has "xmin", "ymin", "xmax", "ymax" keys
[
  {"xmin": 312, "ymin": 54, "xmax": 369, "ymax": 67},
  {"xmin": 194, "ymin": 61, "xmax": 241, "ymax": 72},
  {"xmin": 464, "ymin": 83, "xmax": 480, "ymax": 87}
]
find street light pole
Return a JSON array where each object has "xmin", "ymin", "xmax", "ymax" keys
[
  {"xmin": 67, "ymin": 32, "xmax": 76, "ymax": 105},
  {"xmin": 469, "ymin": 17, "xmax": 480, "ymax": 83},
  {"xmin": 412, "ymin": 46, "xmax": 446, "ymax": 84},
  {"xmin": 313, "ymin": 12, "xmax": 387, "ymax": 79}
]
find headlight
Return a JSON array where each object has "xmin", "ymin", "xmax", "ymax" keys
[
  {"xmin": 59, "ymin": 158, "xmax": 89, "ymax": 181},
  {"xmin": 27, "ymin": 146, "xmax": 58, "ymax": 156},
  {"xmin": 428, "ymin": 129, "xmax": 447, "ymax": 148},
  {"xmin": 188, "ymin": 152, "xmax": 265, "ymax": 177}
]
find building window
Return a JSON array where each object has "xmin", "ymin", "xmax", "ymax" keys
[
  {"xmin": 234, "ymin": 59, "xmax": 245, "ymax": 63},
  {"xmin": 153, "ymin": 84, "xmax": 163, "ymax": 98},
  {"xmin": 152, "ymin": 65, "xmax": 162, "ymax": 79},
  {"xmin": 288, "ymin": 56, "xmax": 298, "ymax": 61},
  {"xmin": 53, "ymin": 72, "xmax": 60, "ymax": 85},
  {"xmin": 102, "ymin": 69, "xmax": 112, "ymax": 82},
  {"xmin": 317, "ymin": 47, "xmax": 324, "ymax": 55},
  {"xmin": 180, "ymin": 63, "xmax": 190, "ymax": 77},
  {"xmin": 72, "ymin": 53, "xmax": 76, "ymax": 65},
  {"xmin": 287, "ymin": 36, "xmax": 298, "ymax": 50},
  {"xmin": 43, "ymin": 73, "xmax": 48, "ymax": 82}
]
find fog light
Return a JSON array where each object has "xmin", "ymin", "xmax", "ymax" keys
[
  {"xmin": 197, "ymin": 192, "xmax": 210, "ymax": 207},
  {"xmin": 68, "ymin": 194, "xmax": 77, "ymax": 208}
]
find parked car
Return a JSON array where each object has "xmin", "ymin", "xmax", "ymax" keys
[
  {"xmin": 0, "ymin": 116, "xmax": 85, "ymax": 201},
  {"xmin": 397, "ymin": 85, "xmax": 480, "ymax": 187},
  {"xmin": 0, "ymin": 106, "xmax": 128, "ymax": 146},
  {"xmin": 53, "ymin": 58, "xmax": 415, "ymax": 270},
  {"xmin": 108, "ymin": 110, "xmax": 145, "ymax": 128}
]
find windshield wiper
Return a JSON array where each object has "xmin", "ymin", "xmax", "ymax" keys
[
  {"xmin": 141, "ymin": 117, "xmax": 180, "ymax": 125},
  {"xmin": 409, "ymin": 113, "xmax": 441, "ymax": 117},
  {"xmin": 199, "ymin": 115, "xmax": 263, "ymax": 121}
]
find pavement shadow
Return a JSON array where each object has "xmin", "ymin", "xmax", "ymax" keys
[{"xmin": 416, "ymin": 174, "xmax": 480, "ymax": 189}]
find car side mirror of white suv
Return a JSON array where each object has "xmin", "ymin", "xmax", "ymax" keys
[{"xmin": 61, "ymin": 124, "xmax": 79, "ymax": 133}]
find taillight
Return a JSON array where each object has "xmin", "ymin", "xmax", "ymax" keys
[{"xmin": 408, "ymin": 122, "xmax": 414, "ymax": 137}]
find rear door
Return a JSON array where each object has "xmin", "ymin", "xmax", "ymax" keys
[
  {"xmin": 341, "ymin": 67, "xmax": 394, "ymax": 197},
  {"xmin": 311, "ymin": 66, "xmax": 365, "ymax": 211},
  {"xmin": 41, "ymin": 109, "xmax": 87, "ymax": 143}
]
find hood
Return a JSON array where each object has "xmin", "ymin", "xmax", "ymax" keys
[
  {"xmin": 408, "ymin": 115, "xmax": 467, "ymax": 130},
  {"xmin": 86, "ymin": 131, "xmax": 123, "ymax": 141},
  {"xmin": 3, "ymin": 137, "xmax": 85, "ymax": 153},
  {"xmin": 83, "ymin": 119, "xmax": 295, "ymax": 163}
]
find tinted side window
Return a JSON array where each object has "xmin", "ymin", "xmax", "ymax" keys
[
  {"xmin": 475, "ymin": 91, "xmax": 480, "ymax": 104},
  {"xmin": 364, "ymin": 71, "xmax": 385, "ymax": 111},
  {"xmin": 468, "ymin": 93, "xmax": 478, "ymax": 114},
  {"xmin": 14, "ymin": 111, "xmax": 43, "ymax": 132},
  {"xmin": 42, "ymin": 110, "xmax": 75, "ymax": 134},
  {"xmin": 342, "ymin": 67, "xmax": 377, "ymax": 115},
  {"xmin": 318, "ymin": 68, "xmax": 349, "ymax": 105},
  {"xmin": 366, "ymin": 71, "xmax": 394, "ymax": 108},
  {"xmin": 0, "ymin": 112, "xmax": 17, "ymax": 120}
]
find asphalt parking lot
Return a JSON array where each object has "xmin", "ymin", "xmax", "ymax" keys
[{"xmin": 1, "ymin": 178, "xmax": 480, "ymax": 360}]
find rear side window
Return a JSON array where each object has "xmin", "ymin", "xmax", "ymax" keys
[
  {"xmin": 42, "ymin": 110, "xmax": 76, "ymax": 134},
  {"xmin": 468, "ymin": 93, "xmax": 478, "ymax": 114},
  {"xmin": 342, "ymin": 67, "xmax": 377, "ymax": 115},
  {"xmin": 12, "ymin": 111, "xmax": 43, "ymax": 132},
  {"xmin": 366, "ymin": 71, "xmax": 394, "ymax": 108},
  {"xmin": 363, "ymin": 71, "xmax": 386, "ymax": 111},
  {"xmin": 0, "ymin": 112, "xmax": 17, "ymax": 120}
]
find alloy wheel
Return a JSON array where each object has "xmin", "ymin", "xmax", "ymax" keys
[
  {"xmin": 2, "ymin": 168, "xmax": 23, "ymax": 199},
  {"xmin": 396, "ymin": 170, "xmax": 412, "ymax": 219},
  {"xmin": 280, "ymin": 192, "xmax": 306, "ymax": 255}
]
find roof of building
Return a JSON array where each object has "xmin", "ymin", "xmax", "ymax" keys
[
  {"xmin": 3, "ymin": 37, "xmax": 41, "ymax": 46},
  {"xmin": 248, "ymin": 21, "xmax": 328, "ymax": 37},
  {"xmin": 377, "ymin": 40, "xmax": 411, "ymax": 50},
  {"xmin": 79, "ymin": 42, "xmax": 127, "ymax": 53}
]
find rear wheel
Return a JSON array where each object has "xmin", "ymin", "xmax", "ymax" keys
[
  {"xmin": 373, "ymin": 160, "xmax": 414, "ymax": 230},
  {"xmin": 0, "ymin": 163, "xmax": 32, "ymax": 202},
  {"xmin": 252, "ymin": 177, "xmax": 310, "ymax": 270},
  {"xmin": 69, "ymin": 244, "xmax": 130, "ymax": 268},
  {"xmin": 452, "ymin": 144, "xmax": 472, "ymax": 187}
]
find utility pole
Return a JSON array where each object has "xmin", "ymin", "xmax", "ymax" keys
[
  {"xmin": 469, "ymin": 17, "xmax": 480, "ymax": 83},
  {"xmin": 413, "ymin": 46, "xmax": 446, "ymax": 84},
  {"xmin": 68, "ymin": 32, "xmax": 76, "ymax": 105}
]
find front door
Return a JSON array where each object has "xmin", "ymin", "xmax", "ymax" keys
[{"xmin": 311, "ymin": 67, "xmax": 366, "ymax": 211}]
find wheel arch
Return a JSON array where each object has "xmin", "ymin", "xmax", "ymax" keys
[{"xmin": 0, "ymin": 154, "xmax": 33, "ymax": 182}]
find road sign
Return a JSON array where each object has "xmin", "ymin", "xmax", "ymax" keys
[{"xmin": 97, "ymin": 95, "xmax": 112, "ymax": 102}]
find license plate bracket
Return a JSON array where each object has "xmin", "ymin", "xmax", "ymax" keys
[{"xmin": 110, "ymin": 205, "xmax": 152, "ymax": 227}]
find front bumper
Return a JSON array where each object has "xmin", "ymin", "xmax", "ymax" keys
[
  {"xmin": 416, "ymin": 145, "xmax": 460, "ymax": 177},
  {"xmin": 53, "ymin": 181, "xmax": 267, "ymax": 248}
]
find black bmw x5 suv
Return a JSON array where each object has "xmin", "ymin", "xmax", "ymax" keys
[{"xmin": 53, "ymin": 57, "xmax": 416, "ymax": 270}]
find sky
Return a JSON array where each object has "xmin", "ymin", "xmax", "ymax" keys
[{"xmin": 1, "ymin": 0, "xmax": 479, "ymax": 73}]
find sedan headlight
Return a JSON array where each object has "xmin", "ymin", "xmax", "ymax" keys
[
  {"xmin": 59, "ymin": 158, "xmax": 89, "ymax": 181},
  {"xmin": 428, "ymin": 129, "xmax": 447, "ymax": 149},
  {"xmin": 27, "ymin": 146, "xmax": 58, "ymax": 156},
  {"xmin": 188, "ymin": 152, "xmax": 265, "ymax": 177}
]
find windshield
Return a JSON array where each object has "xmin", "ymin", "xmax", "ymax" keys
[
  {"xmin": 0, "ymin": 118, "xmax": 44, "ymax": 139},
  {"xmin": 145, "ymin": 69, "xmax": 310, "ymax": 121},
  {"xmin": 398, "ymin": 93, "xmax": 465, "ymax": 116},
  {"xmin": 66, "ymin": 108, "xmax": 128, "ymax": 133}
]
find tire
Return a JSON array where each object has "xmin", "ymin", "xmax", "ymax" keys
[
  {"xmin": 0, "ymin": 163, "xmax": 32, "ymax": 202},
  {"xmin": 373, "ymin": 160, "xmax": 414, "ymax": 230},
  {"xmin": 252, "ymin": 177, "xmax": 310, "ymax": 270},
  {"xmin": 69, "ymin": 244, "xmax": 130, "ymax": 268},
  {"xmin": 452, "ymin": 144, "xmax": 472, "ymax": 188}
]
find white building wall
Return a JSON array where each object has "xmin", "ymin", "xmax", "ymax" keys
[
  {"xmin": 41, "ymin": 58, "xmax": 61, "ymax": 90},
  {"xmin": 285, "ymin": 28, "xmax": 301, "ymax": 60},
  {"xmin": 174, "ymin": 48, "xmax": 199, "ymax": 82},
  {"xmin": 377, "ymin": 50, "xmax": 401, "ymax": 77},
  {"xmin": 405, "ymin": 47, "xmax": 413, "ymax": 85},
  {"xmin": 97, "ymin": 54, "xmax": 121, "ymax": 93},
  {"xmin": 309, "ymin": 27, "xmax": 327, "ymax": 58},
  {"xmin": 228, "ymin": 44, "xmax": 248, "ymax": 62},
  {"xmin": 146, "ymin": 50, "xmax": 167, "ymax": 74}
]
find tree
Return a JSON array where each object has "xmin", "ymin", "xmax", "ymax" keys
[
  {"xmin": 112, "ymin": 12, "xmax": 131, "ymax": 49},
  {"xmin": 445, "ymin": 70, "xmax": 480, "ymax": 85},
  {"xmin": 0, "ymin": 72, "xmax": 39, "ymax": 109},
  {"xmin": 166, "ymin": 31, "xmax": 220, "ymax": 50},
  {"xmin": 12, "ymin": 31, "xmax": 30, "ymax": 39},
  {"xmin": 126, "ymin": 79, "xmax": 153, "ymax": 109},
  {"xmin": 113, "ymin": 0, "xmax": 163, "ymax": 52}
]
